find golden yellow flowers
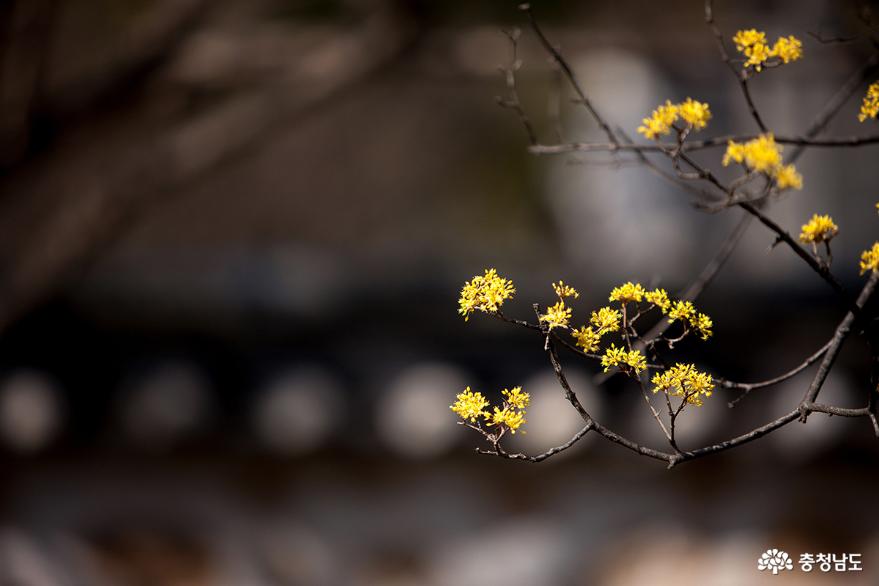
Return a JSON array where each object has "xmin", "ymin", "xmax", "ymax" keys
[
  {"xmin": 799, "ymin": 214, "xmax": 838, "ymax": 244},
  {"xmin": 774, "ymin": 164, "xmax": 803, "ymax": 190},
  {"xmin": 572, "ymin": 325, "xmax": 601, "ymax": 353},
  {"xmin": 601, "ymin": 344, "xmax": 647, "ymax": 374},
  {"xmin": 552, "ymin": 281, "xmax": 579, "ymax": 299},
  {"xmin": 540, "ymin": 300, "xmax": 572, "ymax": 330},
  {"xmin": 637, "ymin": 98, "xmax": 711, "ymax": 140},
  {"xmin": 860, "ymin": 242, "xmax": 879, "ymax": 275},
  {"xmin": 666, "ymin": 301, "xmax": 713, "ymax": 340},
  {"xmin": 502, "ymin": 386, "xmax": 530, "ymax": 410},
  {"xmin": 859, "ymin": 81, "xmax": 879, "ymax": 122},
  {"xmin": 668, "ymin": 300, "xmax": 696, "ymax": 323},
  {"xmin": 609, "ymin": 281, "xmax": 646, "ymax": 303},
  {"xmin": 733, "ymin": 29, "xmax": 802, "ymax": 72},
  {"xmin": 678, "ymin": 97, "xmax": 712, "ymax": 130},
  {"xmin": 692, "ymin": 313, "xmax": 713, "ymax": 341},
  {"xmin": 452, "ymin": 386, "xmax": 530, "ymax": 434},
  {"xmin": 489, "ymin": 407, "xmax": 526, "ymax": 433},
  {"xmin": 458, "ymin": 268, "xmax": 515, "ymax": 321},
  {"xmin": 652, "ymin": 363, "xmax": 715, "ymax": 407},
  {"xmin": 644, "ymin": 288, "xmax": 671, "ymax": 312},
  {"xmin": 723, "ymin": 134, "xmax": 802, "ymax": 190},
  {"xmin": 450, "ymin": 387, "xmax": 490, "ymax": 422},
  {"xmin": 638, "ymin": 100, "xmax": 680, "ymax": 140},
  {"xmin": 590, "ymin": 306, "xmax": 621, "ymax": 335}
]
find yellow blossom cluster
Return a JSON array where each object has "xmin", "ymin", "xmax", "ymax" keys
[
  {"xmin": 860, "ymin": 242, "xmax": 879, "ymax": 275},
  {"xmin": 571, "ymin": 305, "xmax": 622, "ymax": 353},
  {"xmin": 667, "ymin": 300, "xmax": 713, "ymax": 340},
  {"xmin": 552, "ymin": 281, "xmax": 580, "ymax": 299},
  {"xmin": 609, "ymin": 281, "xmax": 646, "ymax": 303},
  {"xmin": 723, "ymin": 134, "xmax": 802, "ymax": 190},
  {"xmin": 651, "ymin": 363, "xmax": 715, "ymax": 407},
  {"xmin": 540, "ymin": 300, "xmax": 573, "ymax": 330},
  {"xmin": 591, "ymin": 306, "xmax": 622, "ymax": 335},
  {"xmin": 450, "ymin": 386, "xmax": 530, "ymax": 434},
  {"xmin": 450, "ymin": 387, "xmax": 490, "ymax": 422},
  {"xmin": 859, "ymin": 81, "xmax": 879, "ymax": 122},
  {"xmin": 799, "ymin": 214, "xmax": 838, "ymax": 244},
  {"xmin": 572, "ymin": 325, "xmax": 602, "ymax": 353},
  {"xmin": 601, "ymin": 344, "xmax": 648, "ymax": 374},
  {"xmin": 637, "ymin": 98, "xmax": 712, "ymax": 140},
  {"xmin": 604, "ymin": 281, "xmax": 714, "ymax": 340},
  {"xmin": 539, "ymin": 281, "xmax": 580, "ymax": 330},
  {"xmin": 458, "ymin": 268, "xmax": 515, "ymax": 321},
  {"xmin": 733, "ymin": 29, "xmax": 803, "ymax": 72},
  {"xmin": 644, "ymin": 288, "xmax": 671, "ymax": 312}
]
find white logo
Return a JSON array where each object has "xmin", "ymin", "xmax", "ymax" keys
[{"xmin": 758, "ymin": 549, "xmax": 794, "ymax": 574}]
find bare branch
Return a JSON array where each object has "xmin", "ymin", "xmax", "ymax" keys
[{"xmin": 720, "ymin": 340, "xmax": 833, "ymax": 407}]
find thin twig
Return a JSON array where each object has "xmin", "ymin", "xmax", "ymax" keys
[{"xmin": 720, "ymin": 339, "xmax": 833, "ymax": 407}]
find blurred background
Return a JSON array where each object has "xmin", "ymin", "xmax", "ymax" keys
[{"xmin": 1, "ymin": 0, "xmax": 878, "ymax": 584}]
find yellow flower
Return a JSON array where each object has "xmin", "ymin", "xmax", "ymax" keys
[
  {"xmin": 668, "ymin": 300, "xmax": 696, "ymax": 323},
  {"xmin": 644, "ymin": 288, "xmax": 671, "ymax": 313},
  {"xmin": 774, "ymin": 164, "xmax": 802, "ymax": 190},
  {"xmin": 601, "ymin": 344, "xmax": 647, "ymax": 374},
  {"xmin": 625, "ymin": 349, "xmax": 648, "ymax": 373},
  {"xmin": 733, "ymin": 29, "xmax": 802, "ymax": 72},
  {"xmin": 652, "ymin": 363, "xmax": 714, "ymax": 407},
  {"xmin": 733, "ymin": 29, "xmax": 767, "ymax": 51},
  {"xmin": 637, "ymin": 100, "xmax": 679, "ymax": 140},
  {"xmin": 723, "ymin": 134, "xmax": 802, "ymax": 189},
  {"xmin": 860, "ymin": 242, "xmax": 879, "ymax": 275},
  {"xmin": 609, "ymin": 281, "xmax": 646, "ymax": 303},
  {"xmin": 458, "ymin": 268, "xmax": 515, "ymax": 321},
  {"xmin": 489, "ymin": 406, "xmax": 526, "ymax": 433},
  {"xmin": 678, "ymin": 98, "xmax": 712, "ymax": 131},
  {"xmin": 744, "ymin": 41, "xmax": 772, "ymax": 71},
  {"xmin": 742, "ymin": 134, "xmax": 782, "ymax": 173},
  {"xmin": 692, "ymin": 312, "xmax": 713, "ymax": 341},
  {"xmin": 552, "ymin": 280, "xmax": 580, "ymax": 299},
  {"xmin": 601, "ymin": 345, "xmax": 627, "ymax": 372},
  {"xmin": 771, "ymin": 36, "xmax": 803, "ymax": 63},
  {"xmin": 540, "ymin": 300, "xmax": 572, "ymax": 330},
  {"xmin": 451, "ymin": 387, "xmax": 490, "ymax": 422},
  {"xmin": 799, "ymin": 214, "xmax": 838, "ymax": 244},
  {"xmin": 502, "ymin": 387, "xmax": 530, "ymax": 410},
  {"xmin": 859, "ymin": 81, "xmax": 879, "ymax": 122},
  {"xmin": 590, "ymin": 306, "xmax": 621, "ymax": 335},
  {"xmin": 722, "ymin": 140, "xmax": 746, "ymax": 166},
  {"xmin": 572, "ymin": 325, "xmax": 601, "ymax": 353}
]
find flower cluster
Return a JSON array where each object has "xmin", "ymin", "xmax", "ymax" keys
[
  {"xmin": 610, "ymin": 281, "xmax": 646, "ymax": 303},
  {"xmin": 571, "ymin": 306, "xmax": 621, "ymax": 353},
  {"xmin": 859, "ymin": 81, "xmax": 879, "ymax": 122},
  {"xmin": 644, "ymin": 288, "xmax": 671, "ymax": 312},
  {"xmin": 733, "ymin": 29, "xmax": 803, "ymax": 72},
  {"xmin": 539, "ymin": 281, "xmax": 579, "ymax": 330},
  {"xmin": 451, "ymin": 386, "xmax": 530, "ymax": 434},
  {"xmin": 799, "ymin": 214, "xmax": 838, "ymax": 244},
  {"xmin": 860, "ymin": 242, "xmax": 879, "ymax": 275},
  {"xmin": 667, "ymin": 300, "xmax": 713, "ymax": 340},
  {"xmin": 458, "ymin": 268, "xmax": 515, "ymax": 321},
  {"xmin": 601, "ymin": 344, "xmax": 647, "ymax": 375},
  {"xmin": 652, "ymin": 363, "xmax": 715, "ymax": 407},
  {"xmin": 637, "ymin": 98, "xmax": 711, "ymax": 140},
  {"xmin": 723, "ymin": 134, "xmax": 802, "ymax": 190},
  {"xmin": 450, "ymin": 387, "xmax": 490, "ymax": 422},
  {"xmin": 591, "ymin": 306, "xmax": 622, "ymax": 335}
]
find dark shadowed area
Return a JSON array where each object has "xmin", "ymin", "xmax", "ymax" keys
[{"xmin": 0, "ymin": 0, "xmax": 878, "ymax": 584}]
